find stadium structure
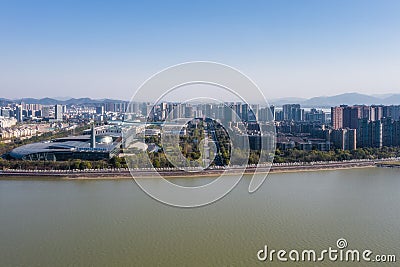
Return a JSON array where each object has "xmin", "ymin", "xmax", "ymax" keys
[{"xmin": 9, "ymin": 125, "xmax": 121, "ymax": 161}]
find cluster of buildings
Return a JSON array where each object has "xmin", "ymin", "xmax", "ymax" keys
[
  {"xmin": 1, "ymin": 103, "xmax": 66, "ymax": 122},
  {"xmin": 0, "ymin": 101, "xmax": 132, "ymax": 124},
  {"xmin": 0, "ymin": 113, "xmax": 37, "ymax": 141},
  {"xmin": 331, "ymin": 105, "xmax": 400, "ymax": 129},
  {"xmin": 274, "ymin": 104, "xmax": 329, "ymax": 123},
  {"xmin": 0, "ymin": 122, "xmax": 69, "ymax": 142},
  {"xmin": 0, "ymin": 117, "xmax": 17, "ymax": 128},
  {"xmin": 0, "ymin": 100, "xmax": 328, "ymax": 126},
  {"xmin": 141, "ymin": 102, "xmax": 332, "ymax": 126},
  {"xmin": 330, "ymin": 105, "xmax": 400, "ymax": 149},
  {"xmin": 140, "ymin": 102, "xmax": 271, "ymax": 123},
  {"xmin": 0, "ymin": 126, "xmax": 38, "ymax": 141},
  {"xmin": 2, "ymin": 98, "xmax": 400, "ymax": 162},
  {"xmin": 272, "ymin": 104, "xmax": 400, "ymax": 151}
]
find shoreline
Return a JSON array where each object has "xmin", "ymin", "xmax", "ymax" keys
[{"xmin": 0, "ymin": 160, "xmax": 386, "ymax": 180}]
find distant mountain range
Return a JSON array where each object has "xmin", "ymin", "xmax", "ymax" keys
[
  {"xmin": 1, "ymin": 92, "xmax": 400, "ymax": 107},
  {"xmin": 0, "ymin": 97, "xmax": 122, "ymax": 106},
  {"xmin": 270, "ymin": 93, "xmax": 400, "ymax": 107}
]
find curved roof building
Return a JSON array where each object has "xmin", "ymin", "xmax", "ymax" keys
[{"xmin": 10, "ymin": 134, "xmax": 121, "ymax": 161}]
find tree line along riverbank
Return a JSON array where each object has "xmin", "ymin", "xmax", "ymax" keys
[
  {"xmin": 2, "ymin": 146, "xmax": 400, "ymax": 171},
  {"xmin": 1, "ymin": 158, "xmax": 398, "ymax": 178}
]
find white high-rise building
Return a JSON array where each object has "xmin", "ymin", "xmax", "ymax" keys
[
  {"xmin": 15, "ymin": 104, "xmax": 23, "ymax": 122},
  {"xmin": 55, "ymin": 104, "xmax": 63, "ymax": 121}
]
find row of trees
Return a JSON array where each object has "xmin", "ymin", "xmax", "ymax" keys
[
  {"xmin": 2, "ymin": 147, "xmax": 400, "ymax": 170},
  {"xmin": 179, "ymin": 120, "xmax": 204, "ymax": 161},
  {"xmin": 273, "ymin": 147, "xmax": 400, "ymax": 163},
  {"xmin": 0, "ymin": 156, "xmax": 126, "ymax": 170},
  {"xmin": 144, "ymin": 146, "xmax": 400, "ymax": 167}
]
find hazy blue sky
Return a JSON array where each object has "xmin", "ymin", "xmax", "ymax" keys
[{"xmin": 1, "ymin": 0, "xmax": 400, "ymax": 100}]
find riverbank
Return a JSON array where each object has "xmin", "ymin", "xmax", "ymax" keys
[
  {"xmin": 1, "ymin": 159, "xmax": 395, "ymax": 179},
  {"xmin": 375, "ymin": 161, "xmax": 400, "ymax": 168}
]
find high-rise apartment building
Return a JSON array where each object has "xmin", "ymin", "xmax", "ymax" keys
[
  {"xmin": 357, "ymin": 118, "xmax": 382, "ymax": 148},
  {"xmin": 258, "ymin": 106, "xmax": 274, "ymax": 122},
  {"xmin": 305, "ymin": 108, "xmax": 326, "ymax": 123},
  {"xmin": 241, "ymin": 103, "xmax": 249, "ymax": 121},
  {"xmin": 382, "ymin": 118, "xmax": 400, "ymax": 147},
  {"xmin": 331, "ymin": 106, "xmax": 343, "ymax": 129},
  {"xmin": 96, "ymin": 106, "xmax": 105, "ymax": 115},
  {"xmin": 384, "ymin": 105, "xmax": 400, "ymax": 121},
  {"xmin": 343, "ymin": 106, "xmax": 363, "ymax": 129},
  {"xmin": 282, "ymin": 104, "xmax": 303, "ymax": 121},
  {"xmin": 331, "ymin": 128, "xmax": 357, "ymax": 150},
  {"xmin": 42, "ymin": 106, "xmax": 50, "ymax": 118},
  {"xmin": 223, "ymin": 103, "xmax": 235, "ymax": 123},
  {"xmin": 15, "ymin": 104, "xmax": 23, "ymax": 122},
  {"xmin": 332, "ymin": 105, "xmax": 369, "ymax": 130},
  {"xmin": 55, "ymin": 104, "xmax": 63, "ymax": 121},
  {"xmin": 370, "ymin": 105, "xmax": 384, "ymax": 121},
  {"xmin": 1, "ymin": 107, "xmax": 12, "ymax": 118}
]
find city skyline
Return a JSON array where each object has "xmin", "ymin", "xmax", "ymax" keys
[
  {"xmin": 2, "ymin": 97, "xmax": 400, "ymax": 157},
  {"xmin": 1, "ymin": 1, "xmax": 400, "ymax": 100},
  {"xmin": 2, "ymin": 91, "xmax": 400, "ymax": 108}
]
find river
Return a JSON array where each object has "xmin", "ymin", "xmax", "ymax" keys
[{"xmin": 0, "ymin": 168, "xmax": 399, "ymax": 266}]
